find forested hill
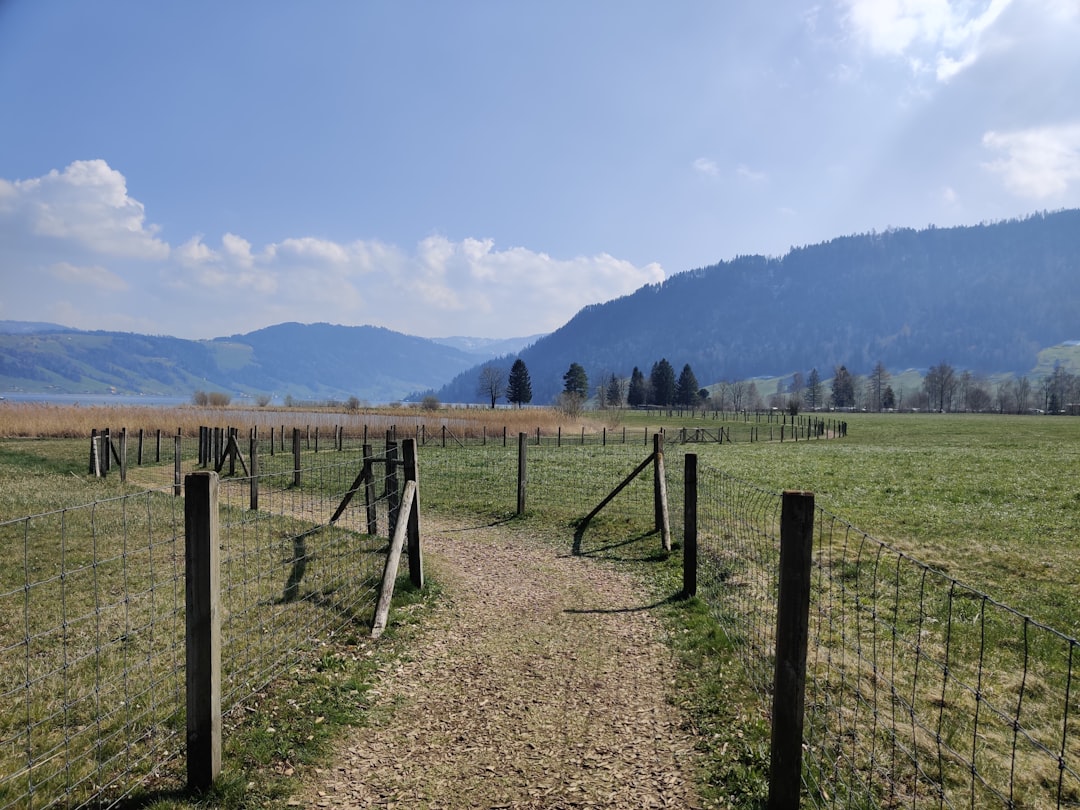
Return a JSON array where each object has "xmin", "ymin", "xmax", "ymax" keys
[{"xmin": 435, "ymin": 210, "xmax": 1080, "ymax": 404}]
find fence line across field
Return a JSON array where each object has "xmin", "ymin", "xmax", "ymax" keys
[{"xmin": 4, "ymin": 427, "xmax": 1074, "ymax": 809}]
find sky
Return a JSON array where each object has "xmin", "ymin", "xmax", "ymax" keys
[{"xmin": 2, "ymin": 1, "xmax": 1079, "ymax": 341}]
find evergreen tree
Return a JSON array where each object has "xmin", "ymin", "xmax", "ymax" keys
[
  {"xmin": 831, "ymin": 365, "xmax": 855, "ymax": 408},
  {"xmin": 804, "ymin": 368, "xmax": 824, "ymax": 411},
  {"xmin": 563, "ymin": 362, "xmax": 589, "ymax": 398},
  {"xmin": 675, "ymin": 363, "xmax": 699, "ymax": 407},
  {"xmin": 506, "ymin": 358, "xmax": 532, "ymax": 408},
  {"xmin": 649, "ymin": 359, "xmax": 676, "ymax": 406},
  {"xmin": 605, "ymin": 373, "xmax": 623, "ymax": 408},
  {"xmin": 627, "ymin": 367, "xmax": 647, "ymax": 407}
]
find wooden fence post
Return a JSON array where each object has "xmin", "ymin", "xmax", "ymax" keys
[
  {"xmin": 386, "ymin": 437, "xmax": 400, "ymax": 538},
  {"xmin": 119, "ymin": 428, "xmax": 128, "ymax": 483},
  {"xmin": 768, "ymin": 490, "xmax": 815, "ymax": 810},
  {"xmin": 249, "ymin": 429, "xmax": 259, "ymax": 511},
  {"xmin": 402, "ymin": 438, "xmax": 423, "ymax": 589},
  {"xmin": 362, "ymin": 444, "xmax": 377, "ymax": 535},
  {"xmin": 174, "ymin": 433, "xmax": 182, "ymax": 496},
  {"xmin": 292, "ymin": 428, "xmax": 301, "ymax": 487},
  {"xmin": 517, "ymin": 432, "xmax": 527, "ymax": 515},
  {"xmin": 155, "ymin": 428, "xmax": 161, "ymax": 463},
  {"xmin": 683, "ymin": 453, "xmax": 698, "ymax": 597},
  {"xmin": 653, "ymin": 433, "xmax": 671, "ymax": 551},
  {"xmin": 90, "ymin": 429, "xmax": 100, "ymax": 477},
  {"xmin": 184, "ymin": 472, "xmax": 221, "ymax": 791},
  {"xmin": 137, "ymin": 428, "xmax": 144, "ymax": 465}
]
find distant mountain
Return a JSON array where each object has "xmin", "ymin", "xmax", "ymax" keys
[
  {"xmin": 0, "ymin": 321, "xmax": 74, "ymax": 335},
  {"xmin": 432, "ymin": 334, "xmax": 545, "ymax": 357},
  {"xmin": 0, "ymin": 322, "xmax": 484, "ymax": 402},
  {"xmin": 434, "ymin": 210, "xmax": 1080, "ymax": 404}
]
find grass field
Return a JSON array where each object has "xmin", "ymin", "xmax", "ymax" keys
[{"xmin": 2, "ymin": 406, "xmax": 1078, "ymax": 808}]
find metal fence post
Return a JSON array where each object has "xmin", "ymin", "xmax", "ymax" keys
[
  {"xmin": 185, "ymin": 472, "xmax": 221, "ymax": 791},
  {"xmin": 768, "ymin": 490, "xmax": 815, "ymax": 810}
]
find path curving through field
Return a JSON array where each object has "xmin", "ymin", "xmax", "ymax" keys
[{"xmin": 297, "ymin": 515, "xmax": 702, "ymax": 809}]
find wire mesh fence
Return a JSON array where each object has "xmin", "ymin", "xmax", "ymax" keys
[
  {"xmin": 0, "ymin": 440, "xmax": 395, "ymax": 809},
  {"xmin": 6, "ymin": 430, "xmax": 1078, "ymax": 808},
  {"xmin": 690, "ymin": 461, "xmax": 1080, "ymax": 809}
]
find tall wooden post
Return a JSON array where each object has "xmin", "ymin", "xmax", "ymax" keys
[
  {"xmin": 683, "ymin": 453, "xmax": 698, "ymax": 598},
  {"xmin": 653, "ymin": 433, "xmax": 671, "ymax": 551},
  {"xmin": 292, "ymin": 428, "xmax": 302, "ymax": 487},
  {"xmin": 362, "ymin": 444, "xmax": 377, "ymax": 535},
  {"xmin": 185, "ymin": 472, "xmax": 221, "ymax": 791},
  {"xmin": 249, "ymin": 429, "xmax": 259, "ymax": 511},
  {"xmin": 517, "ymin": 432, "xmax": 527, "ymax": 515},
  {"xmin": 768, "ymin": 490, "xmax": 815, "ymax": 810},
  {"xmin": 401, "ymin": 438, "xmax": 423, "ymax": 589},
  {"xmin": 173, "ymin": 433, "xmax": 182, "ymax": 496}
]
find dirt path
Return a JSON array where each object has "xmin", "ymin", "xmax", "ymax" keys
[{"xmin": 297, "ymin": 515, "xmax": 702, "ymax": 809}]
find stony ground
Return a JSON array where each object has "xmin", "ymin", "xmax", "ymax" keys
[{"xmin": 296, "ymin": 515, "xmax": 702, "ymax": 809}]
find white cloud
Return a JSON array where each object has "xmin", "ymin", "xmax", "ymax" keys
[
  {"xmin": 2, "ymin": 159, "xmax": 169, "ymax": 258},
  {"xmin": 842, "ymin": 0, "xmax": 1014, "ymax": 81},
  {"xmin": 693, "ymin": 158, "xmax": 719, "ymax": 177},
  {"xmin": 0, "ymin": 160, "xmax": 667, "ymax": 339},
  {"xmin": 736, "ymin": 164, "xmax": 768, "ymax": 184},
  {"xmin": 982, "ymin": 123, "xmax": 1080, "ymax": 197}
]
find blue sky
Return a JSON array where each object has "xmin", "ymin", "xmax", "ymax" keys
[{"xmin": 2, "ymin": 1, "xmax": 1079, "ymax": 340}]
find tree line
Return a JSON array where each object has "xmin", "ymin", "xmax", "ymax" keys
[{"xmin": 478, "ymin": 356, "xmax": 1080, "ymax": 416}]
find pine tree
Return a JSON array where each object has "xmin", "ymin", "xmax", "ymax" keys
[
  {"xmin": 675, "ymin": 364, "xmax": 699, "ymax": 407},
  {"xmin": 627, "ymin": 367, "xmax": 647, "ymax": 407},
  {"xmin": 649, "ymin": 359, "xmax": 676, "ymax": 406},
  {"xmin": 563, "ymin": 362, "xmax": 589, "ymax": 398},
  {"xmin": 506, "ymin": 358, "xmax": 532, "ymax": 408},
  {"xmin": 605, "ymin": 374, "xmax": 622, "ymax": 408}
]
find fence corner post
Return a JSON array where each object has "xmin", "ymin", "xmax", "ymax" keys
[
  {"xmin": 683, "ymin": 453, "xmax": 698, "ymax": 598},
  {"xmin": 768, "ymin": 489, "xmax": 815, "ymax": 810},
  {"xmin": 184, "ymin": 471, "xmax": 221, "ymax": 792}
]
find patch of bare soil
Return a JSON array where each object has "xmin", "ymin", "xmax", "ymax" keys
[{"xmin": 296, "ymin": 515, "xmax": 701, "ymax": 809}]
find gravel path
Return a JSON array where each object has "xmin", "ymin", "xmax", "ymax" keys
[{"xmin": 297, "ymin": 515, "xmax": 702, "ymax": 809}]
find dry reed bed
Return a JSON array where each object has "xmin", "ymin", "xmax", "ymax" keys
[{"xmin": 0, "ymin": 401, "xmax": 596, "ymax": 440}]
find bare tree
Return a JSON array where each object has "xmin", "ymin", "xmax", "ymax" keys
[
  {"xmin": 924, "ymin": 361, "xmax": 957, "ymax": 412},
  {"xmin": 869, "ymin": 361, "xmax": 890, "ymax": 412},
  {"xmin": 477, "ymin": 364, "xmax": 506, "ymax": 409},
  {"xmin": 1014, "ymin": 376, "xmax": 1031, "ymax": 414}
]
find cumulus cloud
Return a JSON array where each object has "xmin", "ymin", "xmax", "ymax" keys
[
  {"xmin": 982, "ymin": 123, "xmax": 1080, "ymax": 197},
  {"xmin": 0, "ymin": 160, "xmax": 666, "ymax": 339},
  {"xmin": 842, "ymin": 0, "xmax": 1013, "ymax": 81},
  {"xmin": 1, "ymin": 159, "xmax": 169, "ymax": 258}
]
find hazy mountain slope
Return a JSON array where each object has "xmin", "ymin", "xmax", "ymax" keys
[{"xmin": 435, "ymin": 211, "xmax": 1080, "ymax": 404}]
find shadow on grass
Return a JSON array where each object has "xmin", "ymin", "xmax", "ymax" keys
[{"xmin": 564, "ymin": 592, "xmax": 685, "ymax": 616}]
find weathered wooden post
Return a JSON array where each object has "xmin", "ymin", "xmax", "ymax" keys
[
  {"xmin": 249, "ymin": 428, "xmax": 258, "ymax": 511},
  {"xmin": 402, "ymin": 438, "xmax": 423, "ymax": 589},
  {"xmin": 292, "ymin": 428, "xmax": 302, "ymax": 487},
  {"xmin": 137, "ymin": 428, "xmax": 144, "ymax": 466},
  {"xmin": 517, "ymin": 432, "xmax": 527, "ymax": 515},
  {"xmin": 90, "ymin": 429, "xmax": 100, "ymax": 476},
  {"xmin": 386, "ymin": 435, "xmax": 400, "ymax": 538},
  {"xmin": 362, "ymin": 443, "xmax": 377, "ymax": 535},
  {"xmin": 683, "ymin": 453, "xmax": 698, "ymax": 598},
  {"xmin": 119, "ymin": 428, "xmax": 128, "ymax": 483},
  {"xmin": 653, "ymin": 433, "xmax": 671, "ymax": 551},
  {"xmin": 768, "ymin": 490, "xmax": 815, "ymax": 810},
  {"xmin": 185, "ymin": 472, "xmax": 221, "ymax": 791},
  {"xmin": 173, "ymin": 433, "xmax": 182, "ymax": 496},
  {"xmin": 155, "ymin": 428, "xmax": 161, "ymax": 463}
]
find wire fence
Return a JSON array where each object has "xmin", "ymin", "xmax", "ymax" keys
[
  {"xmin": 5, "ymin": 430, "xmax": 1077, "ymax": 808},
  {"xmin": 0, "ymin": 439, "xmax": 396, "ymax": 809},
  {"xmin": 692, "ymin": 459, "xmax": 1080, "ymax": 809}
]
